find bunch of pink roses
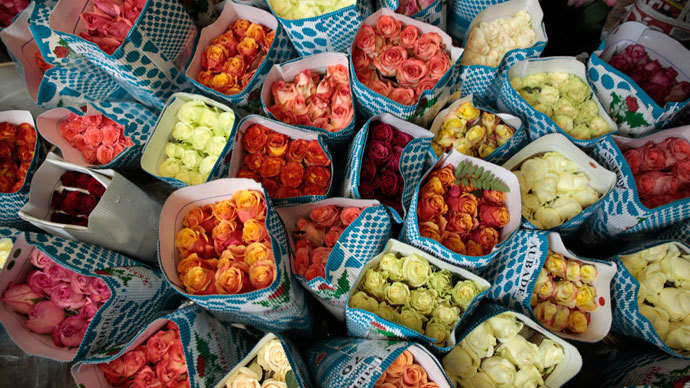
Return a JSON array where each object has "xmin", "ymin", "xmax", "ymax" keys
[
  {"xmin": 396, "ymin": 0, "xmax": 436, "ymax": 17},
  {"xmin": 352, "ymin": 15, "xmax": 452, "ymax": 106},
  {"xmin": 80, "ymin": 0, "xmax": 145, "ymax": 54},
  {"xmin": 608, "ymin": 44, "xmax": 690, "ymax": 106},
  {"xmin": 0, "ymin": 0, "xmax": 29, "ymax": 27},
  {"xmin": 59, "ymin": 113, "xmax": 134, "ymax": 165},
  {"xmin": 1, "ymin": 249, "xmax": 111, "ymax": 348}
]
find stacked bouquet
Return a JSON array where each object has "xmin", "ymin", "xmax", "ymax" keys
[
  {"xmin": 267, "ymin": 0, "xmax": 354, "ymax": 19},
  {"xmin": 175, "ymin": 190, "xmax": 276, "ymax": 295},
  {"xmin": 224, "ymin": 338, "xmax": 294, "ymax": 387},
  {"xmin": 374, "ymin": 349, "xmax": 441, "ymax": 388},
  {"xmin": 353, "ymin": 15, "xmax": 452, "ymax": 105},
  {"xmin": 49, "ymin": 171, "xmax": 106, "ymax": 227},
  {"xmin": 417, "ymin": 162, "xmax": 510, "ymax": 256},
  {"xmin": 58, "ymin": 113, "xmax": 133, "ymax": 165},
  {"xmin": 0, "ymin": 121, "xmax": 36, "ymax": 193},
  {"xmin": 462, "ymin": 10, "xmax": 537, "ymax": 67},
  {"xmin": 79, "ymin": 0, "xmax": 144, "ymax": 54},
  {"xmin": 1, "ymin": 249, "xmax": 111, "ymax": 348}
]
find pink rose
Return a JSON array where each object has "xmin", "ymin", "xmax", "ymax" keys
[
  {"xmin": 283, "ymin": 94, "xmax": 308, "ymax": 116},
  {"xmin": 294, "ymin": 69, "xmax": 317, "ymax": 99},
  {"xmin": 368, "ymin": 140, "xmax": 392, "ymax": 166},
  {"xmin": 1, "ymin": 283, "xmax": 41, "ymax": 314},
  {"xmin": 271, "ymin": 80, "xmax": 299, "ymax": 106},
  {"xmin": 629, "ymin": 68, "xmax": 648, "ymax": 84},
  {"xmin": 84, "ymin": 127, "xmax": 103, "ymax": 146},
  {"xmin": 52, "ymin": 316, "xmax": 88, "ymax": 347},
  {"xmin": 83, "ymin": 145, "xmax": 99, "ymax": 164},
  {"xmin": 307, "ymin": 96, "xmax": 329, "ymax": 121},
  {"xmin": 79, "ymin": 298, "xmax": 100, "ymax": 319},
  {"xmin": 635, "ymin": 171, "xmax": 679, "ymax": 197},
  {"xmin": 369, "ymin": 78, "xmax": 393, "ymax": 99},
  {"xmin": 26, "ymin": 270, "xmax": 57, "ymax": 297},
  {"xmin": 59, "ymin": 121, "xmax": 80, "ymax": 143},
  {"xmin": 418, "ymin": 0, "xmax": 436, "ymax": 10},
  {"xmin": 340, "ymin": 207, "xmax": 363, "ymax": 226},
  {"xmin": 374, "ymin": 46, "xmax": 407, "ymax": 77},
  {"xmin": 146, "ymin": 329, "xmax": 176, "ymax": 363},
  {"xmin": 101, "ymin": 124, "xmax": 121, "ymax": 145},
  {"xmin": 352, "ymin": 48, "xmax": 372, "ymax": 74},
  {"xmin": 309, "ymin": 205, "xmax": 341, "ymax": 229},
  {"xmin": 87, "ymin": 277, "xmax": 112, "ymax": 303},
  {"xmin": 621, "ymin": 44, "xmax": 649, "ymax": 66},
  {"xmin": 414, "ymin": 32, "xmax": 442, "ymax": 61},
  {"xmin": 661, "ymin": 137, "xmax": 690, "ymax": 163},
  {"xmin": 160, "ymin": 340, "xmax": 188, "ymax": 376},
  {"xmin": 390, "ymin": 87, "xmax": 416, "ymax": 106},
  {"xmin": 166, "ymin": 376, "xmax": 190, "ymax": 388},
  {"xmin": 371, "ymin": 123, "xmax": 394, "ymax": 143},
  {"xmin": 640, "ymin": 59, "xmax": 663, "ymax": 75},
  {"xmin": 45, "ymin": 262, "xmax": 73, "ymax": 282},
  {"xmin": 400, "ymin": 25, "xmax": 418, "ymax": 49},
  {"xmin": 427, "ymin": 52, "xmax": 450, "ymax": 79},
  {"xmin": 648, "ymin": 67, "xmax": 678, "ymax": 90},
  {"xmin": 609, "ymin": 54, "xmax": 630, "ymax": 72},
  {"xmin": 386, "ymin": 146, "xmax": 404, "ymax": 172},
  {"xmin": 666, "ymin": 81, "xmax": 690, "ymax": 104},
  {"xmin": 30, "ymin": 250, "xmax": 52, "ymax": 268},
  {"xmin": 324, "ymin": 226, "xmax": 344, "ymax": 247},
  {"xmin": 50, "ymin": 283, "xmax": 86, "ymax": 310},
  {"xmin": 332, "ymin": 82, "xmax": 352, "ymax": 107},
  {"xmin": 327, "ymin": 64, "xmax": 349, "ymax": 84},
  {"xmin": 398, "ymin": 0, "xmax": 419, "ymax": 16},
  {"xmin": 131, "ymin": 365, "xmax": 161, "ymax": 388},
  {"xmin": 673, "ymin": 160, "xmax": 690, "ymax": 184},
  {"xmin": 396, "ymin": 58, "xmax": 428, "ymax": 88},
  {"xmin": 379, "ymin": 169, "xmax": 402, "ymax": 197},
  {"xmin": 156, "ymin": 357, "xmax": 184, "ymax": 387},
  {"xmin": 639, "ymin": 142, "xmax": 667, "ymax": 171},
  {"xmin": 329, "ymin": 104, "xmax": 353, "ymax": 131},
  {"xmin": 393, "ymin": 131, "xmax": 413, "ymax": 148},
  {"xmin": 25, "ymin": 300, "xmax": 65, "ymax": 334},
  {"xmin": 355, "ymin": 25, "xmax": 377, "ymax": 57},
  {"xmin": 375, "ymin": 15, "xmax": 402, "ymax": 39},
  {"xmin": 96, "ymin": 144, "xmax": 115, "ymax": 164},
  {"xmin": 624, "ymin": 149, "xmax": 641, "ymax": 174},
  {"xmin": 70, "ymin": 272, "xmax": 92, "ymax": 295}
]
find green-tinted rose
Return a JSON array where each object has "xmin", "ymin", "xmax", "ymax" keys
[
  {"xmin": 409, "ymin": 287, "xmax": 437, "ymax": 316},
  {"xmin": 425, "ymin": 318, "xmax": 451, "ymax": 345},
  {"xmin": 553, "ymin": 115, "xmax": 574, "ymax": 132},
  {"xmin": 199, "ymin": 156, "xmax": 217, "ymax": 176},
  {"xmin": 384, "ymin": 281, "xmax": 410, "ymax": 306},
  {"xmin": 198, "ymin": 109, "xmax": 219, "ymax": 129},
  {"xmin": 214, "ymin": 111, "xmax": 235, "ymax": 138},
  {"xmin": 576, "ymin": 100, "xmax": 599, "ymax": 123},
  {"xmin": 451, "ymin": 280, "xmax": 482, "ymax": 310},
  {"xmin": 177, "ymin": 100, "xmax": 207, "ymax": 124},
  {"xmin": 401, "ymin": 254, "xmax": 431, "ymax": 287},
  {"xmin": 378, "ymin": 253, "xmax": 404, "ymax": 282},
  {"xmin": 182, "ymin": 150, "xmax": 201, "ymax": 169},
  {"xmin": 519, "ymin": 90, "xmax": 538, "ymax": 106},
  {"xmin": 399, "ymin": 307, "xmax": 426, "ymax": 333},
  {"xmin": 522, "ymin": 73, "xmax": 547, "ymax": 87},
  {"xmin": 589, "ymin": 116, "xmax": 610, "ymax": 137},
  {"xmin": 349, "ymin": 291, "xmax": 379, "ymax": 312},
  {"xmin": 164, "ymin": 143, "xmax": 185, "ymax": 159},
  {"xmin": 205, "ymin": 136, "xmax": 227, "ymax": 157},
  {"xmin": 363, "ymin": 268, "xmax": 387, "ymax": 299},
  {"xmin": 433, "ymin": 304, "xmax": 460, "ymax": 327},
  {"xmin": 532, "ymin": 103, "xmax": 554, "ymax": 117},
  {"xmin": 569, "ymin": 124, "xmax": 591, "ymax": 140},
  {"xmin": 538, "ymin": 86, "xmax": 560, "ymax": 105},
  {"xmin": 554, "ymin": 99, "xmax": 577, "ymax": 119},
  {"xmin": 159, "ymin": 157, "xmax": 181, "ymax": 177},
  {"xmin": 172, "ymin": 121, "xmax": 193, "ymax": 142},
  {"xmin": 376, "ymin": 301, "xmax": 400, "ymax": 323},
  {"xmin": 548, "ymin": 72, "xmax": 569, "ymax": 89},
  {"xmin": 561, "ymin": 75, "xmax": 590, "ymax": 104},
  {"xmin": 428, "ymin": 269, "xmax": 453, "ymax": 296}
]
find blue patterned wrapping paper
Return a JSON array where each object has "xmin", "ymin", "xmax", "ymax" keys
[
  {"xmin": 454, "ymin": 303, "xmax": 583, "ymax": 387},
  {"xmin": 158, "ymin": 178, "xmax": 312, "ymax": 333},
  {"xmin": 228, "ymin": 115, "xmax": 334, "ymax": 207},
  {"xmin": 0, "ymin": 110, "xmax": 45, "ymax": 230},
  {"xmin": 0, "ymin": 227, "xmax": 182, "ymax": 362},
  {"xmin": 265, "ymin": 0, "xmax": 373, "ymax": 57},
  {"xmin": 375, "ymin": 0, "xmax": 447, "ymax": 29},
  {"xmin": 260, "ymin": 53, "xmax": 355, "ymax": 146},
  {"xmin": 306, "ymin": 338, "xmax": 453, "ymax": 388},
  {"xmin": 447, "ymin": 0, "xmax": 509, "ymax": 42},
  {"xmin": 580, "ymin": 129, "xmax": 690, "ymax": 244},
  {"xmin": 587, "ymin": 22, "xmax": 690, "ymax": 139},
  {"xmin": 276, "ymin": 198, "xmax": 392, "ymax": 321},
  {"xmin": 349, "ymin": 8, "xmax": 464, "ymax": 128},
  {"xmin": 72, "ymin": 304, "xmax": 258, "ymax": 388},
  {"xmin": 35, "ymin": 101, "xmax": 157, "ymax": 170},
  {"xmin": 458, "ymin": 0, "xmax": 546, "ymax": 107},
  {"xmin": 426, "ymin": 94, "xmax": 528, "ymax": 167},
  {"xmin": 342, "ymin": 113, "xmax": 433, "ymax": 224},
  {"xmin": 399, "ymin": 149, "xmax": 522, "ymax": 269},
  {"xmin": 501, "ymin": 133, "xmax": 618, "ymax": 237},
  {"xmin": 481, "ymin": 230, "xmax": 616, "ymax": 343},
  {"xmin": 610, "ymin": 240, "xmax": 690, "ymax": 359},
  {"xmin": 45, "ymin": 0, "xmax": 200, "ymax": 110},
  {"xmin": 215, "ymin": 332, "xmax": 314, "ymax": 388},
  {"xmin": 345, "ymin": 239, "xmax": 491, "ymax": 354},
  {"xmin": 185, "ymin": 1, "xmax": 297, "ymax": 111},
  {"xmin": 658, "ymin": 218, "xmax": 690, "ymax": 245},
  {"xmin": 140, "ymin": 92, "xmax": 239, "ymax": 189},
  {"xmin": 496, "ymin": 56, "xmax": 619, "ymax": 148}
]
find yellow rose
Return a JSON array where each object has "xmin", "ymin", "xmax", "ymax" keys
[
  {"xmin": 362, "ymin": 268, "xmax": 387, "ymax": 299},
  {"xmin": 375, "ymin": 301, "xmax": 400, "ymax": 323},
  {"xmin": 466, "ymin": 125, "xmax": 487, "ymax": 146},
  {"xmin": 442, "ymin": 115, "xmax": 467, "ymax": 132},
  {"xmin": 580, "ymin": 264, "xmax": 598, "ymax": 284},
  {"xmin": 456, "ymin": 102, "xmax": 480, "ymax": 121},
  {"xmin": 378, "ymin": 253, "xmax": 404, "ymax": 282},
  {"xmin": 399, "ymin": 307, "xmax": 426, "ymax": 333},
  {"xmin": 242, "ymin": 219, "xmax": 267, "ymax": 244},
  {"xmin": 425, "ymin": 318, "xmax": 450, "ymax": 345},
  {"xmin": 567, "ymin": 310, "xmax": 589, "ymax": 334},
  {"xmin": 181, "ymin": 266, "xmax": 214, "ymax": 294},
  {"xmin": 409, "ymin": 287, "xmax": 437, "ymax": 315},
  {"xmin": 452, "ymin": 280, "xmax": 482, "ymax": 310},
  {"xmin": 401, "ymin": 254, "xmax": 431, "ymax": 287},
  {"xmin": 433, "ymin": 304, "xmax": 460, "ymax": 326},
  {"xmin": 349, "ymin": 291, "xmax": 379, "ymax": 312},
  {"xmin": 384, "ymin": 281, "xmax": 410, "ymax": 306}
]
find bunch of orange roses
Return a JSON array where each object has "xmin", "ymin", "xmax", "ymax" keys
[
  {"xmin": 197, "ymin": 19, "xmax": 274, "ymax": 95},
  {"xmin": 175, "ymin": 190, "xmax": 276, "ymax": 295},
  {"xmin": 0, "ymin": 121, "xmax": 37, "ymax": 193}
]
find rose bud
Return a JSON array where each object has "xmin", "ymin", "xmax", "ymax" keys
[
  {"xmin": 551, "ymin": 305, "xmax": 571, "ymax": 332},
  {"xmin": 567, "ymin": 310, "xmax": 589, "ymax": 334},
  {"xmin": 544, "ymin": 252, "xmax": 567, "ymax": 278},
  {"xmin": 534, "ymin": 301, "xmax": 558, "ymax": 329}
]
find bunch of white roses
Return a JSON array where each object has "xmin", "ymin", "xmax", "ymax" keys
[{"xmin": 463, "ymin": 10, "xmax": 537, "ymax": 68}]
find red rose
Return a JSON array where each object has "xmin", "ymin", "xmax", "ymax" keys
[
  {"xmin": 385, "ymin": 146, "xmax": 403, "ymax": 172},
  {"xmin": 358, "ymin": 183, "xmax": 375, "ymax": 199},
  {"xmin": 379, "ymin": 169, "xmax": 402, "ymax": 198},
  {"xmin": 390, "ymin": 87, "xmax": 416, "ymax": 105},
  {"xmin": 665, "ymin": 81, "xmax": 690, "ymax": 104},
  {"xmin": 275, "ymin": 186, "xmax": 301, "ymax": 199},
  {"xmin": 371, "ymin": 123, "xmax": 394, "ymax": 143},
  {"xmin": 279, "ymin": 162, "xmax": 304, "ymax": 188},
  {"xmin": 482, "ymin": 190, "xmax": 506, "ymax": 205},
  {"xmin": 375, "ymin": 15, "xmax": 402, "ymax": 39},
  {"xmin": 309, "ymin": 205, "xmax": 340, "ymax": 229},
  {"xmin": 624, "ymin": 149, "xmax": 642, "ymax": 174},
  {"xmin": 649, "ymin": 67, "xmax": 678, "ymax": 90},
  {"xmin": 413, "ymin": 32, "xmax": 442, "ymax": 61},
  {"xmin": 621, "ymin": 44, "xmax": 649, "ymax": 66},
  {"xmin": 374, "ymin": 46, "xmax": 407, "ymax": 77},
  {"xmin": 60, "ymin": 191, "xmax": 83, "ymax": 215},
  {"xmin": 237, "ymin": 167, "xmax": 260, "ymax": 181},
  {"xmin": 305, "ymin": 141, "xmax": 330, "ymax": 166},
  {"xmin": 393, "ymin": 131, "xmax": 413, "ymax": 148},
  {"xmin": 639, "ymin": 142, "xmax": 667, "ymax": 171},
  {"xmin": 258, "ymin": 157, "xmax": 284, "ymax": 178},
  {"xmin": 243, "ymin": 152, "xmax": 265, "ymax": 172},
  {"xmin": 641, "ymin": 82, "xmax": 666, "ymax": 106},
  {"xmin": 262, "ymin": 178, "xmax": 279, "ymax": 198},
  {"xmin": 674, "ymin": 160, "xmax": 690, "ymax": 184},
  {"xmin": 396, "ymin": 58, "xmax": 428, "ymax": 88},
  {"xmin": 360, "ymin": 157, "xmax": 377, "ymax": 184},
  {"xmin": 609, "ymin": 54, "xmax": 630, "ymax": 73},
  {"xmin": 79, "ymin": 194, "xmax": 98, "ymax": 215},
  {"xmin": 367, "ymin": 140, "xmax": 392, "ymax": 166},
  {"xmin": 305, "ymin": 166, "xmax": 331, "ymax": 188},
  {"xmin": 304, "ymin": 263, "xmax": 325, "ymax": 281},
  {"xmin": 242, "ymin": 124, "xmax": 269, "ymax": 154},
  {"xmin": 399, "ymin": 25, "xmax": 418, "ymax": 49},
  {"xmin": 478, "ymin": 203, "xmax": 510, "ymax": 228},
  {"xmin": 286, "ymin": 139, "xmax": 308, "ymax": 163},
  {"xmin": 635, "ymin": 170, "xmax": 679, "ymax": 197}
]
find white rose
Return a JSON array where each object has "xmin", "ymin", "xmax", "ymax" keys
[
  {"xmin": 182, "ymin": 150, "xmax": 201, "ymax": 169},
  {"xmin": 459, "ymin": 372, "xmax": 496, "ymax": 388},
  {"xmin": 480, "ymin": 356, "xmax": 517, "ymax": 386},
  {"xmin": 227, "ymin": 367, "xmax": 261, "ymax": 388},
  {"xmin": 172, "ymin": 121, "xmax": 193, "ymax": 142},
  {"xmin": 665, "ymin": 324, "xmax": 690, "ymax": 352},
  {"xmin": 639, "ymin": 244, "xmax": 670, "ymax": 263},
  {"xmin": 206, "ymin": 135, "xmax": 227, "ymax": 157},
  {"xmin": 261, "ymin": 379, "xmax": 287, "ymax": 388},
  {"xmin": 533, "ymin": 207, "xmax": 562, "ymax": 229},
  {"xmin": 486, "ymin": 312, "xmax": 523, "ymax": 343},
  {"xmin": 461, "ymin": 322, "xmax": 497, "ymax": 358},
  {"xmin": 520, "ymin": 158, "xmax": 549, "ymax": 182},
  {"xmin": 191, "ymin": 126, "xmax": 212, "ymax": 151},
  {"xmin": 523, "ymin": 193, "xmax": 542, "ymax": 211},
  {"xmin": 659, "ymin": 253, "xmax": 690, "ymax": 288},
  {"xmin": 513, "ymin": 170, "xmax": 533, "ymax": 196},
  {"xmin": 551, "ymin": 196, "xmax": 583, "ymax": 221},
  {"xmin": 533, "ymin": 173, "xmax": 559, "ymax": 203},
  {"xmin": 638, "ymin": 262, "xmax": 667, "ymax": 301},
  {"xmin": 638, "ymin": 304, "xmax": 671, "ymax": 340},
  {"xmin": 572, "ymin": 186, "xmax": 601, "ymax": 208},
  {"xmin": 534, "ymin": 338, "xmax": 564, "ymax": 372},
  {"xmin": 443, "ymin": 344, "xmax": 480, "ymax": 379},
  {"xmin": 656, "ymin": 287, "xmax": 690, "ymax": 321},
  {"xmin": 543, "ymin": 152, "xmax": 579, "ymax": 173},
  {"xmin": 515, "ymin": 28, "xmax": 536, "ymax": 48},
  {"xmin": 589, "ymin": 116, "xmax": 610, "ymax": 137},
  {"xmin": 556, "ymin": 172, "xmax": 589, "ymax": 194},
  {"xmin": 496, "ymin": 335, "xmax": 538, "ymax": 369},
  {"xmin": 514, "ymin": 365, "xmax": 544, "ymax": 388},
  {"xmin": 257, "ymin": 339, "xmax": 291, "ymax": 375}
]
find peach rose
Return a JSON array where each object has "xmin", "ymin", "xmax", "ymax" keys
[
  {"xmin": 390, "ymin": 87, "xmax": 416, "ymax": 106},
  {"xmin": 369, "ymin": 78, "xmax": 394, "ymax": 99},
  {"xmin": 341, "ymin": 207, "xmax": 363, "ymax": 226},
  {"xmin": 230, "ymin": 190, "xmax": 266, "ymax": 223},
  {"xmin": 400, "ymin": 25, "xmax": 419, "ymax": 49},
  {"xmin": 249, "ymin": 260, "xmax": 276, "ymax": 289},
  {"xmin": 396, "ymin": 58, "xmax": 428, "ymax": 88},
  {"xmin": 244, "ymin": 241, "xmax": 272, "ymax": 266},
  {"xmin": 427, "ymin": 52, "xmax": 451, "ymax": 80},
  {"xmin": 414, "ymin": 32, "xmax": 442, "ymax": 61},
  {"xmin": 376, "ymin": 15, "xmax": 402, "ymax": 38},
  {"xmin": 181, "ymin": 266, "xmax": 214, "ymax": 294}
]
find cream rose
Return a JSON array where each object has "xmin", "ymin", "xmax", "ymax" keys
[
  {"xmin": 409, "ymin": 288, "xmax": 438, "ymax": 315},
  {"xmin": 534, "ymin": 338, "xmax": 565, "ymax": 372},
  {"xmin": 514, "ymin": 365, "xmax": 544, "ymax": 388},
  {"xmin": 425, "ymin": 318, "xmax": 451, "ymax": 345},
  {"xmin": 433, "ymin": 305, "xmax": 461, "ymax": 327},
  {"xmin": 638, "ymin": 263, "xmax": 667, "ymax": 302},
  {"xmin": 451, "ymin": 280, "xmax": 482, "ymax": 310},
  {"xmin": 659, "ymin": 253, "xmax": 690, "ymax": 288},
  {"xmin": 399, "ymin": 307, "xmax": 426, "ymax": 333},
  {"xmin": 665, "ymin": 324, "xmax": 690, "ymax": 352},
  {"xmin": 376, "ymin": 302, "xmax": 400, "ymax": 323},
  {"xmin": 384, "ymin": 282, "xmax": 410, "ymax": 306},
  {"xmin": 486, "ymin": 312, "xmax": 523, "ymax": 343},
  {"xmin": 401, "ymin": 254, "xmax": 431, "ymax": 287},
  {"xmin": 496, "ymin": 335, "xmax": 538, "ymax": 369},
  {"xmin": 227, "ymin": 367, "xmax": 261, "ymax": 388},
  {"xmin": 460, "ymin": 372, "xmax": 496, "ymax": 388},
  {"xmin": 428, "ymin": 269, "xmax": 454, "ymax": 296},
  {"xmin": 363, "ymin": 268, "xmax": 387, "ymax": 298},
  {"xmin": 639, "ymin": 304, "xmax": 671, "ymax": 340},
  {"xmin": 443, "ymin": 345, "xmax": 480, "ymax": 379},
  {"xmin": 257, "ymin": 339, "xmax": 291, "ymax": 375},
  {"xmin": 462, "ymin": 322, "xmax": 496, "ymax": 358},
  {"xmin": 350, "ymin": 291, "xmax": 379, "ymax": 312},
  {"xmin": 656, "ymin": 287, "xmax": 690, "ymax": 321},
  {"xmin": 481, "ymin": 356, "xmax": 517, "ymax": 386},
  {"xmin": 378, "ymin": 253, "xmax": 404, "ymax": 282}
]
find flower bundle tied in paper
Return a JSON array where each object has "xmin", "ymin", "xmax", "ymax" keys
[{"xmin": 376, "ymin": 0, "xmax": 447, "ymax": 29}]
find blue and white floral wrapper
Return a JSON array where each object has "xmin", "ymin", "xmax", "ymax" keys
[
  {"xmin": 266, "ymin": 0, "xmax": 373, "ymax": 57},
  {"xmin": 459, "ymin": 0, "xmax": 546, "ymax": 107},
  {"xmin": 588, "ymin": 21, "xmax": 690, "ymax": 138},
  {"xmin": 427, "ymin": 94, "xmax": 527, "ymax": 167},
  {"xmin": 140, "ymin": 92, "xmax": 238, "ymax": 189},
  {"xmin": 481, "ymin": 230, "xmax": 616, "ymax": 342},
  {"xmin": 228, "ymin": 115, "xmax": 334, "ymax": 207},
  {"xmin": 350, "ymin": 8, "xmax": 464, "ymax": 127},
  {"xmin": 454, "ymin": 303, "xmax": 583, "ymax": 387},
  {"xmin": 345, "ymin": 239, "xmax": 491, "ymax": 354},
  {"xmin": 35, "ymin": 102, "xmax": 157, "ymax": 170},
  {"xmin": 501, "ymin": 133, "xmax": 617, "ymax": 237},
  {"xmin": 496, "ymin": 56, "xmax": 619, "ymax": 148},
  {"xmin": 447, "ymin": 0, "xmax": 509, "ymax": 42},
  {"xmin": 185, "ymin": 1, "xmax": 297, "ymax": 112},
  {"xmin": 399, "ymin": 149, "xmax": 522, "ymax": 269},
  {"xmin": 158, "ymin": 178, "xmax": 312, "ymax": 333},
  {"xmin": 72, "ymin": 304, "xmax": 256, "ymax": 388},
  {"xmin": 261, "ymin": 52, "xmax": 355, "ymax": 146},
  {"xmin": 47, "ymin": 0, "xmax": 199, "ymax": 110},
  {"xmin": 276, "ymin": 198, "xmax": 391, "ymax": 321},
  {"xmin": 610, "ymin": 240, "xmax": 690, "ymax": 359},
  {"xmin": 0, "ymin": 226, "xmax": 181, "ymax": 362},
  {"xmin": 306, "ymin": 337, "xmax": 453, "ymax": 388},
  {"xmin": 342, "ymin": 113, "xmax": 433, "ymax": 223},
  {"xmin": 375, "ymin": 0, "xmax": 447, "ymax": 29},
  {"xmin": 0, "ymin": 110, "xmax": 45, "ymax": 230},
  {"xmin": 580, "ymin": 127, "xmax": 690, "ymax": 244},
  {"xmin": 214, "ymin": 332, "xmax": 314, "ymax": 388}
]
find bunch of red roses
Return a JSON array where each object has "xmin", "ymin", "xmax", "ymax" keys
[
  {"xmin": 0, "ymin": 121, "xmax": 37, "ymax": 193},
  {"xmin": 292, "ymin": 205, "xmax": 364, "ymax": 281},
  {"xmin": 197, "ymin": 19, "xmax": 274, "ymax": 96},
  {"xmin": 624, "ymin": 136, "xmax": 690, "ymax": 209},
  {"xmin": 59, "ymin": 113, "xmax": 134, "ymax": 165},
  {"xmin": 352, "ymin": 15, "xmax": 452, "ymax": 106},
  {"xmin": 50, "ymin": 171, "xmax": 106, "ymax": 227},
  {"xmin": 80, "ymin": 0, "xmax": 145, "ymax": 55},
  {"xmin": 267, "ymin": 66, "xmax": 354, "ymax": 132},
  {"xmin": 417, "ymin": 163, "xmax": 510, "ymax": 256},
  {"xmin": 98, "ymin": 322, "xmax": 189, "ymax": 388},
  {"xmin": 0, "ymin": 0, "xmax": 29, "ymax": 27},
  {"xmin": 359, "ymin": 122, "xmax": 412, "ymax": 215},
  {"xmin": 608, "ymin": 44, "xmax": 690, "ymax": 106},
  {"xmin": 237, "ymin": 123, "xmax": 332, "ymax": 199},
  {"xmin": 1, "ymin": 249, "xmax": 110, "ymax": 348}
]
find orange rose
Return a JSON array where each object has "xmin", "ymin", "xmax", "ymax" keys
[
  {"xmin": 184, "ymin": 207, "xmax": 207, "ymax": 228},
  {"xmin": 175, "ymin": 227, "xmax": 211, "ymax": 258},
  {"xmin": 231, "ymin": 19, "xmax": 251, "ymax": 39},
  {"xmin": 177, "ymin": 253, "xmax": 203, "ymax": 275},
  {"xmin": 262, "ymin": 30, "xmax": 275, "ymax": 52},
  {"xmin": 198, "ymin": 70, "xmax": 213, "ymax": 86},
  {"xmin": 441, "ymin": 231, "xmax": 466, "ymax": 254},
  {"xmin": 422, "ymin": 176, "xmax": 445, "ymax": 196},
  {"xmin": 215, "ymin": 265, "xmax": 246, "ymax": 294},
  {"xmin": 262, "ymin": 179, "xmax": 280, "ymax": 198},
  {"xmin": 483, "ymin": 190, "xmax": 506, "ymax": 205},
  {"xmin": 309, "ymin": 205, "xmax": 340, "ymax": 229},
  {"xmin": 241, "ymin": 69, "xmax": 256, "ymax": 88},
  {"xmin": 243, "ymin": 152, "xmax": 265, "ymax": 172},
  {"xmin": 237, "ymin": 168, "xmax": 260, "ymax": 181},
  {"xmin": 388, "ymin": 350, "xmax": 414, "ymax": 377},
  {"xmin": 259, "ymin": 157, "xmax": 285, "ymax": 179},
  {"xmin": 417, "ymin": 192, "xmax": 447, "ymax": 221},
  {"xmin": 375, "ymin": 371, "xmax": 388, "ymax": 387},
  {"xmin": 219, "ymin": 244, "xmax": 246, "ymax": 267},
  {"xmin": 340, "ymin": 207, "xmax": 363, "ymax": 226},
  {"xmin": 230, "ymin": 190, "xmax": 266, "ymax": 223},
  {"xmin": 244, "ymin": 241, "xmax": 272, "ymax": 266},
  {"xmin": 223, "ymin": 56, "xmax": 247, "ymax": 78},
  {"xmin": 202, "ymin": 44, "xmax": 228, "ymax": 72},
  {"xmin": 242, "ymin": 124, "xmax": 269, "ymax": 154},
  {"xmin": 435, "ymin": 214, "xmax": 448, "ymax": 232},
  {"xmin": 286, "ymin": 139, "xmax": 308, "ymax": 163},
  {"xmin": 213, "ymin": 220, "xmax": 239, "ymax": 243},
  {"xmin": 245, "ymin": 23, "xmax": 265, "ymax": 42},
  {"xmin": 210, "ymin": 31, "xmax": 237, "ymax": 54},
  {"xmin": 478, "ymin": 204, "xmax": 510, "ymax": 229},
  {"xmin": 267, "ymin": 133, "xmax": 288, "ymax": 157},
  {"xmin": 470, "ymin": 227, "xmax": 499, "ymax": 252},
  {"xmin": 237, "ymin": 37, "xmax": 259, "ymax": 60},
  {"xmin": 446, "ymin": 212, "xmax": 475, "ymax": 236},
  {"xmin": 304, "ymin": 140, "xmax": 330, "ymax": 166},
  {"xmin": 280, "ymin": 162, "xmax": 305, "ymax": 188},
  {"xmin": 275, "ymin": 186, "xmax": 301, "ymax": 199},
  {"xmin": 447, "ymin": 192, "xmax": 478, "ymax": 217},
  {"xmin": 466, "ymin": 240, "xmax": 484, "ymax": 257},
  {"xmin": 430, "ymin": 165, "xmax": 455, "ymax": 187},
  {"xmin": 304, "ymin": 166, "xmax": 331, "ymax": 188},
  {"xmin": 419, "ymin": 221, "xmax": 441, "ymax": 241},
  {"xmin": 402, "ymin": 364, "xmax": 428, "ymax": 387},
  {"xmin": 181, "ymin": 266, "xmax": 214, "ymax": 294},
  {"xmin": 325, "ymin": 226, "xmax": 343, "ymax": 247},
  {"xmin": 249, "ymin": 260, "xmax": 276, "ymax": 289},
  {"xmin": 242, "ymin": 218, "xmax": 268, "ymax": 244},
  {"xmin": 293, "ymin": 245, "xmax": 310, "ymax": 276},
  {"xmin": 212, "ymin": 200, "xmax": 237, "ymax": 222},
  {"xmin": 210, "ymin": 73, "xmax": 239, "ymax": 95}
]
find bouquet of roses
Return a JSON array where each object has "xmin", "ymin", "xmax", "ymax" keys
[
  {"xmin": 48, "ymin": 171, "xmax": 106, "ymax": 227},
  {"xmin": 359, "ymin": 122, "xmax": 413, "ymax": 215},
  {"xmin": 374, "ymin": 349, "xmax": 441, "ymax": 388},
  {"xmin": 0, "ymin": 120, "xmax": 36, "ymax": 193},
  {"xmin": 197, "ymin": 18, "xmax": 273, "ymax": 96},
  {"xmin": 291, "ymin": 205, "xmax": 365, "ymax": 281},
  {"xmin": 0, "ymin": 0, "xmax": 29, "ymax": 27},
  {"xmin": 97, "ymin": 322, "xmax": 189, "ymax": 387},
  {"xmin": 222, "ymin": 337, "xmax": 294, "ymax": 387},
  {"xmin": 58, "ymin": 113, "xmax": 133, "ymax": 165},
  {"xmin": 175, "ymin": 189, "xmax": 276, "ymax": 296},
  {"xmin": 1, "ymin": 248, "xmax": 111, "ymax": 348},
  {"xmin": 267, "ymin": 0, "xmax": 354, "ymax": 19},
  {"xmin": 531, "ymin": 250, "xmax": 599, "ymax": 335},
  {"xmin": 623, "ymin": 136, "xmax": 690, "ymax": 209},
  {"xmin": 352, "ymin": 14, "xmax": 453, "ymax": 105},
  {"xmin": 462, "ymin": 10, "xmax": 537, "ymax": 68},
  {"xmin": 416, "ymin": 161, "xmax": 510, "ymax": 257},
  {"xmin": 267, "ymin": 65, "xmax": 354, "ymax": 132},
  {"xmin": 79, "ymin": 0, "xmax": 145, "ymax": 54},
  {"xmin": 608, "ymin": 44, "xmax": 690, "ymax": 107},
  {"xmin": 431, "ymin": 100, "xmax": 515, "ymax": 159},
  {"xmin": 395, "ymin": 0, "xmax": 436, "ymax": 16},
  {"xmin": 236, "ymin": 123, "xmax": 332, "ymax": 199}
]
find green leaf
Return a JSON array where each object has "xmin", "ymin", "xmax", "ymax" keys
[
  {"xmin": 480, "ymin": 169, "xmax": 491, "ymax": 180},
  {"xmin": 453, "ymin": 160, "xmax": 510, "ymax": 193},
  {"xmin": 461, "ymin": 178, "xmax": 469, "ymax": 187},
  {"xmin": 467, "ymin": 165, "xmax": 477, "ymax": 178},
  {"xmin": 285, "ymin": 371, "xmax": 299, "ymax": 388}
]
